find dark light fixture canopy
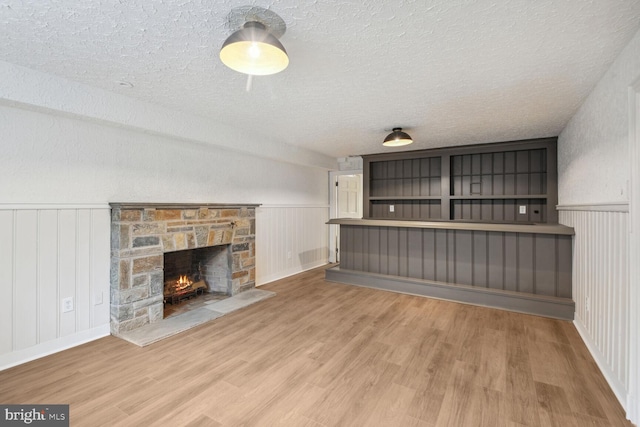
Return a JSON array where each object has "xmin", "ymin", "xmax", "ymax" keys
[
  {"xmin": 220, "ymin": 20, "xmax": 289, "ymax": 76},
  {"xmin": 383, "ymin": 127, "xmax": 413, "ymax": 147}
]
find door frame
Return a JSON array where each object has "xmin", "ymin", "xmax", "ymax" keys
[{"xmin": 328, "ymin": 169, "xmax": 363, "ymax": 263}]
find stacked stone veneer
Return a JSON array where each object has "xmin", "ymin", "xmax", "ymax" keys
[{"xmin": 110, "ymin": 203, "xmax": 257, "ymax": 335}]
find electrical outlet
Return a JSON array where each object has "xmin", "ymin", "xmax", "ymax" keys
[
  {"xmin": 519, "ymin": 205, "xmax": 527, "ymax": 214},
  {"xmin": 389, "ymin": 205, "xmax": 395, "ymax": 213},
  {"xmin": 586, "ymin": 296, "xmax": 591, "ymax": 313},
  {"xmin": 287, "ymin": 251, "xmax": 292, "ymax": 259},
  {"xmin": 94, "ymin": 292, "xmax": 103, "ymax": 305},
  {"xmin": 62, "ymin": 297, "xmax": 74, "ymax": 313}
]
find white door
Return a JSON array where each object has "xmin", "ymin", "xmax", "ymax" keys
[
  {"xmin": 331, "ymin": 174, "xmax": 362, "ymax": 262},
  {"xmin": 337, "ymin": 174, "xmax": 362, "ymax": 219}
]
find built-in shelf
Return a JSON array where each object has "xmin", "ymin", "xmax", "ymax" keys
[
  {"xmin": 370, "ymin": 196, "xmax": 443, "ymax": 200},
  {"xmin": 449, "ymin": 195, "xmax": 548, "ymax": 200},
  {"xmin": 363, "ymin": 138, "xmax": 558, "ymax": 223}
]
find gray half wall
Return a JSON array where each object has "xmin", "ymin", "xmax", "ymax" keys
[{"xmin": 330, "ymin": 223, "xmax": 574, "ymax": 320}]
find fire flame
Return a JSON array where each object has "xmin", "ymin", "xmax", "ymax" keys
[{"xmin": 175, "ymin": 275, "xmax": 192, "ymax": 292}]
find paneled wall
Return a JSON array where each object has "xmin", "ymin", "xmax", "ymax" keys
[
  {"xmin": 0, "ymin": 204, "xmax": 329, "ymax": 369},
  {"xmin": 559, "ymin": 205, "xmax": 629, "ymax": 406},
  {"xmin": 256, "ymin": 205, "xmax": 329, "ymax": 285},
  {"xmin": 338, "ymin": 225, "xmax": 572, "ymax": 298},
  {"xmin": 0, "ymin": 205, "xmax": 111, "ymax": 370}
]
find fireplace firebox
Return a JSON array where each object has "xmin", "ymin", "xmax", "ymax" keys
[{"xmin": 162, "ymin": 245, "xmax": 230, "ymax": 308}]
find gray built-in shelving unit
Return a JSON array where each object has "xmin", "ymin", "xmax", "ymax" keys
[
  {"xmin": 327, "ymin": 137, "xmax": 574, "ymax": 320},
  {"xmin": 364, "ymin": 137, "xmax": 558, "ymax": 224}
]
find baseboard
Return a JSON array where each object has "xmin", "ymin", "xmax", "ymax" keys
[
  {"xmin": 257, "ymin": 260, "xmax": 328, "ymax": 286},
  {"xmin": 326, "ymin": 266, "xmax": 574, "ymax": 320},
  {"xmin": 0, "ymin": 325, "xmax": 111, "ymax": 371},
  {"xmin": 628, "ymin": 393, "xmax": 639, "ymax": 425},
  {"xmin": 573, "ymin": 318, "xmax": 628, "ymax": 414}
]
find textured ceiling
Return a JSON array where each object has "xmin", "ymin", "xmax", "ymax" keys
[{"xmin": 1, "ymin": 0, "xmax": 640, "ymax": 159}]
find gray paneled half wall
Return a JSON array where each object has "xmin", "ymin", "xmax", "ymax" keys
[{"xmin": 328, "ymin": 222, "xmax": 574, "ymax": 319}]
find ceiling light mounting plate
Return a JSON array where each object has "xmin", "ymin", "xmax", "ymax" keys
[{"xmin": 225, "ymin": 6, "xmax": 287, "ymax": 38}]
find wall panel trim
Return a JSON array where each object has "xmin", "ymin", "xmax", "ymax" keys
[
  {"xmin": 0, "ymin": 204, "xmax": 110, "ymax": 210},
  {"xmin": 259, "ymin": 204, "xmax": 330, "ymax": 208},
  {"xmin": 556, "ymin": 203, "xmax": 628, "ymax": 212}
]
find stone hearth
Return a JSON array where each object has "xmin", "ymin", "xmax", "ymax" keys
[{"xmin": 110, "ymin": 203, "xmax": 257, "ymax": 335}]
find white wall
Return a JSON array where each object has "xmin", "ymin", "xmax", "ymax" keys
[
  {"xmin": 0, "ymin": 62, "xmax": 334, "ymax": 369},
  {"xmin": 558, "ymin": 29, "xmax": 640, "ymax": 204},
  {"xmin": 0, "ymin": 105, "xmax": 329, "ymax": 205},
  {"xmin": 558, "ymin": 28, "xmax": 640, "ymax": 422}
]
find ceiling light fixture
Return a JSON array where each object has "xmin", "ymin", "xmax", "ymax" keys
[
  {"xmin": 383, "ymin": 128, "xmax": 413, "ymax": 147},
  {"xmin": 220, "ymin": 7, "xmax": 289, "ymax": 76}
]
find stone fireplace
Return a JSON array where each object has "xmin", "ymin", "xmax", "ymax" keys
[{"xmin": 110, "ymin": 203, "xmax": 257, "ymax": 335}]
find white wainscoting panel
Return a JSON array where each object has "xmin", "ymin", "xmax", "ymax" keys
[
  {"xmin": 559, "ymin": 205, "xmax": 629, "ymax": 407},
  {"xmin": 256, "ymin": 205, "xmax": 329, "ymax": 285},
  {"xmin": 0, "ymin": 205, "xmax": 111, "ymax": 370}
]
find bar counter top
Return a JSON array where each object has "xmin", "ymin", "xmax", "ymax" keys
[{"xmin": 327, "ymin": 218, "xmax": 574, "ymax": 236}]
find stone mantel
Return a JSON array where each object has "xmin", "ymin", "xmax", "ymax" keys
[{"xmin": 109, "ymin": 203, "xmax": 258, "ymax": 335}]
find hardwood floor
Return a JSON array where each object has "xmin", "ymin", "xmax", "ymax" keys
[{"xmin": 0, "ymin": 266, "xmax": 630, "ymax": 426}]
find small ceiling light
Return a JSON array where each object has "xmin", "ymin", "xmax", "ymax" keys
[
  {"xmin": 220, "ymin": 6, "xmax": 289, "ymax": 76},
  {"xmin": 383, "ymin": 128, "xmax": 413, "ymax": 147}
]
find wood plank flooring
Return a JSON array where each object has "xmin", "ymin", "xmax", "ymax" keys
[{"xmin": 0, "ymin": 266, "xmax": 630, "ymax": 426}]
